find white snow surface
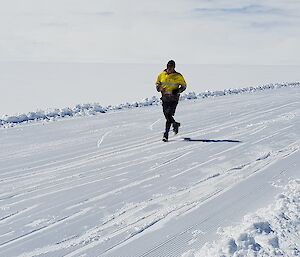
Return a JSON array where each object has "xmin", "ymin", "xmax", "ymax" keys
[
  {"xmin": 0, "ymin": 86, "xmax": 300, "ymax": 257},
  {"xmin": 184, "ymin": 179, "xmax": 300, "ymax": 257}
]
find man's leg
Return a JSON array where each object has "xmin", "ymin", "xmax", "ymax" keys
[
  {"xmin": 163, "ymin": 102, "xmax": 176, "ymax": 132},
  {"xmin": 162, "ymin": 102, "xmax": 171, "ymax": 141},
  {"xmin": 169, "ymin": 101, "xmax": 178, "ymax": 116},
  {"xmin": 162, "ymin": 101, "xmax": 179, "ymax": 140},
  {"xmin": 169, "ymin": 101, "xmax": 180, "ymax": 134}
]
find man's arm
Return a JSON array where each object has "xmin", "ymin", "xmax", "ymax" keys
[
  {"xmin": 179, "ymin": 85, "xmax": 186, "ymax": 93},
  {"xmin": 156, "ymin": 74, "xmax": 162, "ymax": 92},
  {"xmin": 156, "ymin": 83, "xmax": 161, "ymax": 92},
  {"xmin": 178, "ymin": 74, "xmax": 187, "ymax": 93}
]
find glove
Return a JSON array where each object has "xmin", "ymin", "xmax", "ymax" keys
[{"xmin": 179, "ymin": 86, "xmax": 186, "ymax": 93}]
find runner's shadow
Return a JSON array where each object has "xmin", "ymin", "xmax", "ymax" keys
[{"xmin": 183, "ymin": 138, "xmax": 242, "ymax": 143}]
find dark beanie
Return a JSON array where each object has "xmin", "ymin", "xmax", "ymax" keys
[{"xmin": 167, "ymin": 60, "xmax": 175, "ymax": 67}]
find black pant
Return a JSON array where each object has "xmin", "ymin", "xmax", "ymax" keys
[{"xmin": 162, "ymin": 100, "xmax": 178, "ymax": 133}]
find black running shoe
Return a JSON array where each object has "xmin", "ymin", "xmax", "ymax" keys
[
  {"xmin": 173, "ymin": 122, "xmax": 180, "ymax": 135},
  {"xmin": 162, "ymin": 132, "xmax": 169, "ymax": 142}
]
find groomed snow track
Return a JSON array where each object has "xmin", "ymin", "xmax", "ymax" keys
[{"xmin": 0, "ymin": 87, "xmax": 300, "ymax": 257}]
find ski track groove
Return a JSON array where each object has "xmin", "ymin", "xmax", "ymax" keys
[
  {"xmin": 97, "ymin": 131, "xmax": 112, "ymax": 148},
  {"xmin": 0, "ymin": 208, "xmax": 92, "ymax": 250},
  {"xmin": 149, "ymin": 119, "xmax": 161, "ymax": 131},
  {"xmin": 0, "ymin": 205, "xmax": 38, "ymax": 225}
]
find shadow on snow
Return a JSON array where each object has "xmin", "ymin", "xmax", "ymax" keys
[{"xmin": 183, "ymin": 138, "xmax": 242, "ymax": 143}]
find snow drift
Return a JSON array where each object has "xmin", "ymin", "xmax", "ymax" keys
[
  {"xmin": 188, "ymin": 179, "xmax": 300, "ymax": 257},
  {"xmin": 1, "ymin": 82, "xmax": 299, "ymax": 127}
]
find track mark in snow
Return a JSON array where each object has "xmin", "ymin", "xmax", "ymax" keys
[
  {"xmin": 171, "ymin": 157, "xmax": 219, "ymax": 178},
  {"xmin": 97, "ymin": 131, "xmax": 112, "ymax": 148},
  {"xmin": 0, "ymin": 193, "xmax": 19, "ymax": 201},
  {"xmin": 25, "ymin": 218, "xmax": 49, "ymax": 228},
  {"xmin": 229, "ymin": 163, "xmax": 250, "ymax": 171},
  {"xmin": 149, "ymin": 151, "xmax": 192, "ymax": 171},
  {"xmin": 248, "ymin": 125, "xmax": 267, "ymax": 136},
  {"xmin": 149, "ymin": 119, "xmax": 161, "ymax": 130},
  {"xmin": 67, "ymin": 174, "xmax": 161, "ymax": 210},
  {"xmin": 247, "ymin": 111, "xmax": 297, "ymax": 127},
  {"xmin": 0, "ymin": 205, "xmax": 38, "ymax": 224},
  {"xmin": 128, "ymin": 219, "xmax": 162, "ymax": 238},
  {"xmin": 250, "ymin": 125, "xmax": 293, "ymax": 145},
  {"xmin": 256, "ymin": 152, "xmax": 271, "ymax": 161},
  {"xmin": 227, "ymin": 142, "xmax": 300, "ymax": 178},
  {"xmin": 0, "ymin": 207, "xmax": 91, "ymax": 250},
  {"xmin": 191, "ymin": 173, "xmax": 221, "ymax": 187},
  {"xmin": 84, "ymin": 174, "xmax": 161, "ymax": 204},
  {"xmin": 0, "ymin": 230, "xmax": 14, "ymax": 239},
  {"xmin": 0, "ymin": 211, "xmax": 19, "ymax": 222}
]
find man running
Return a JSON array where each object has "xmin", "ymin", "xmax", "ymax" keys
[{"xmin": 156, "ymin": 60, "xmax": 187, "ymax": 142}]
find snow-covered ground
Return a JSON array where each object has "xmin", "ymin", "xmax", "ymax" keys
[
  {"xmin": 0, "ymin": 87, "xmax": 299, "ymax": 257},
  {"xmin": 194, "ymin": 179, "xmax": 300, "ymax": 257}
]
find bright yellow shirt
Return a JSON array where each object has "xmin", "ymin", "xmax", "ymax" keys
[{"xmin": 156, "ymin": 70, "xmax": 187, "ymax": 94}]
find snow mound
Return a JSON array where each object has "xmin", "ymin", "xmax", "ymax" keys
[
  {"xmin": 189, "ymin": 179, "xmax": 300, "ymax": 257},
  {"xmin": 1, "ymin": 82, "xmax": 299, "ymax": 127}
]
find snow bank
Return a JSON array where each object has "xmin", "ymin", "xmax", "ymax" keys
[
  {"xmin": 185, "ymin": 179, "xmax": 300, "ymax": 257},
  {"xmin": 1, "ymin": 82, "xmax": 299, "ymax": 127}
]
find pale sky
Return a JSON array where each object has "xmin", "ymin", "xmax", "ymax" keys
[
  {"xmin": 1, "ymin": 0, "xmax": 300, "ymax": 116},
  {"xmin": 1, "ymin": 0, "xmax": 300, "ymax": 64}
]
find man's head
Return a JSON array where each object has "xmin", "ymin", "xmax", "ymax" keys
[{"xmin": 166, "ymin": 60, "xmax": 175, "ymax": 74}]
